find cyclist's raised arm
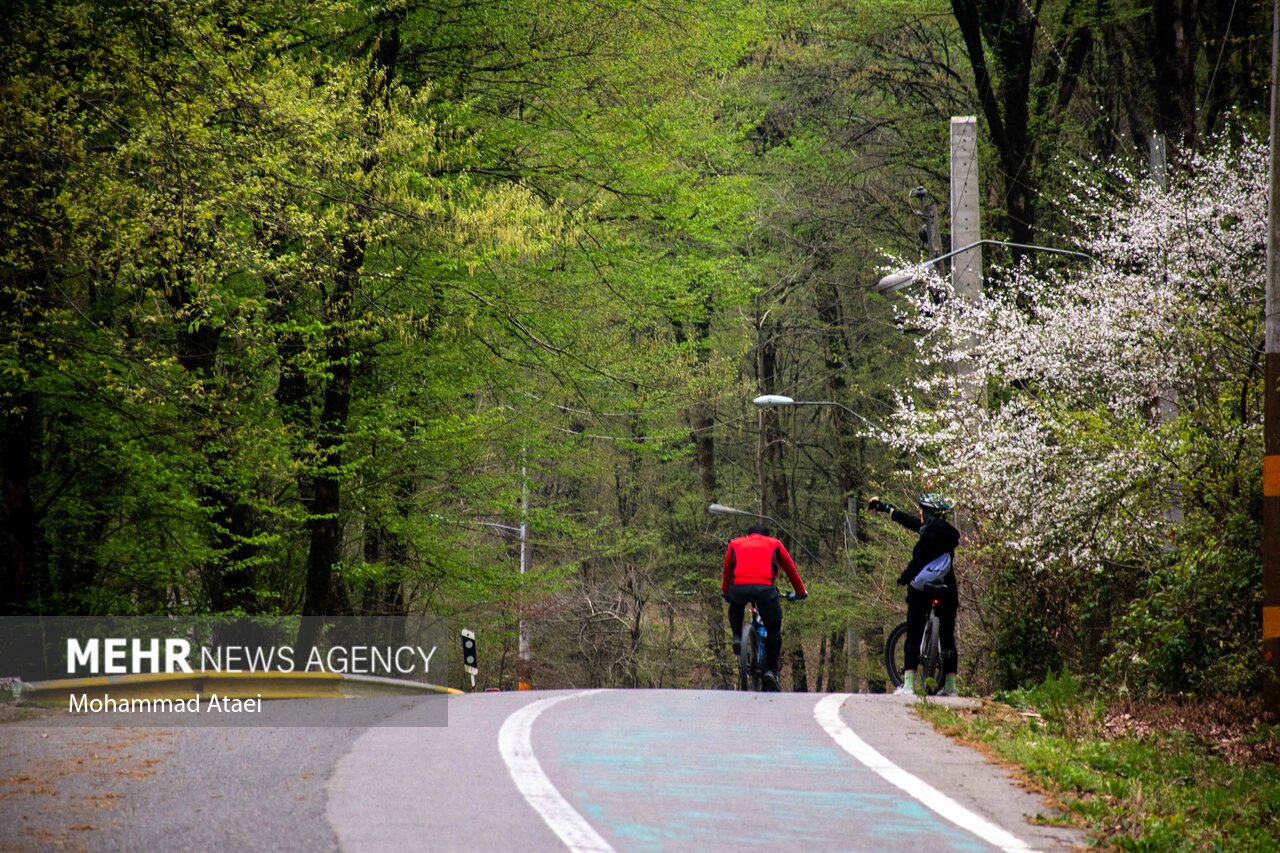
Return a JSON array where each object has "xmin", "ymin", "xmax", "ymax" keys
[
  {"xmin": 868, "ymin": 496, "xmax": 922, "ymax": 533},
  {"xmin": 888, "ymin": 507, "xmax": 923, "ymax": 533}
]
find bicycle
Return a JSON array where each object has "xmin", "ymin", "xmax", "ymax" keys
[
  {"xmin": 884, "ymin": 581, "xmax": 949, "ymax": 695},
  {"xmin": 737, "ymin": 593, "xmax": 799, "ymax": 692}
]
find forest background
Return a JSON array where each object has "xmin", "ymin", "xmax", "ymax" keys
[{"xmin": 1, "ymin": 0, "xmax": 1272, "ymax": 696}]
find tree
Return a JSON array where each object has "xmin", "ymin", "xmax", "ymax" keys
[
  {"xmin": 0, "ymin": 0, "xmax": 563, "ymax": 619},
  {"xmin": 949, "ymin": 0, "xmax": 1094, "ymax": 248}
]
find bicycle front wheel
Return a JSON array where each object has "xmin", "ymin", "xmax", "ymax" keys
[
  {"xmin": 884, "ymin": 621, "xmax": 909, "ymax": 688},
  {"xmin": 920, "ymin": 617, "xmax": 945, "ymax": 695}
]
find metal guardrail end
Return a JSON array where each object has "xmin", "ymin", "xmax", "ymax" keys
[{"xmin": 15, "ymin": 671, "xmax": 463, "ymax": 707}]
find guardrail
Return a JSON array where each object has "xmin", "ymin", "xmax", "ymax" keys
[{"xmin": 16, "ymin": 670, "xmax": 463, "ymax": 707}]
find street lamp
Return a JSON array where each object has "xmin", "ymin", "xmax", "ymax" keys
[
  {"xmin": 875, "ymin": 239, "xmax": 1092, "ymax": 293},
  {"xmin": 433, "ymin": 511, "xmax": 531, "ymax": 690},
  {"xmin": 708, "ymin": 502, "xmax": 773, "ymax": 521},
  {"xmin": 707, "ymin": 503, "xmax": 819, "ymax": 562},
  {"xmin": 752, "ymin": 396, "xmax": 884, "ymax": 546},
  {"xmin": 752, "ymin": 395, "xmax": 888, "ymax": 434},
  {"xmin": 477, "ymin": 518, "xmax": 531, "ymax": 689},
  {"xmin": 475, "ymin": 520, "xmax": 521, "ymax": 535}
]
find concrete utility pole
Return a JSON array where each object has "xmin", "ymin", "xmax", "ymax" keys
[
  {"xmin": 1148, "ymin": 132, "xmax": 1168, "ymax": 192},
  {"xmin": 1264, "ymin": 0, "xmax": 1280, "ymax": 715},
  {"xmin": 951, "ymin": 116, "xmax": 982, "ymax": 399},
  {"xmin": 518, "ymin": 466, "xmax": 532, "ymax": 691},
  {"xmin": 950, "ymin": 117, "xmax": 983, "ymax": 303},
  {"xmin": 1149, "ymin": 132, "xmax": 1184, "ymax": 528}
]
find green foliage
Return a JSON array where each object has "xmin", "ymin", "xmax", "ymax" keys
[
  {"xmin": 1106, "ymin": 500, "xmax": 1263, "ymax": 698},
  {"xmin": 984, "ymin": 562, "xmax": 1068, "ymax": 691},
  {"xmin": 992, "ymin": 670, "xmax": 1088, "ymax": 734},
  {"xmin": 0, "ymin": 0, "xmax": 1270, "ymax": 696},
  {"xmin": 922, "ymin": 685, "xmax": 1280, "ymax": 851}
]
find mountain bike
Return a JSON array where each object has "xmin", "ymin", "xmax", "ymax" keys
[
  {"xmin": 884, "ymin": 581, "xmax": 948, "ymax": 695},
  {"xmin": 738, "ymin": 602, "xmax": 768, "ymax": 691},
  {"xmin": 737, "ymin": 593, "xmax": 799, "ymax": 692}
]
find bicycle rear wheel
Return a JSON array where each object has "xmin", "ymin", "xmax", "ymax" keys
[
  {"xmin": 751, "ymin": 628, "xmax": 769, "ymax": 692},
  {"xmin": 884, "ymin": 621, "xmax": 909, "ymax": 688},
  {"xmin": 738, "ymin": 622, "xmax": 754, "ymax": 691}
]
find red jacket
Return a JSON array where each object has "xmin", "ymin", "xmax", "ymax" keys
[{"xmin": 722, "ymin": 533, "xmax": 806, "ymax": 595}]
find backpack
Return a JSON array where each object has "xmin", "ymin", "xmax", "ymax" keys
[{"xmin": 910, "ymin": 553, "xmax": 951, "ymax": 590}]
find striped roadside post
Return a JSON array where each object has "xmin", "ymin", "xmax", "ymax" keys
[{"xmin": 1266, "ymin": 0, "xmax": 1280, "ymax": 717}]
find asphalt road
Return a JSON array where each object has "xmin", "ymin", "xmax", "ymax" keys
[{"xmin": 0, "ymin": 691, "xmax": 1086, "ymax": 852}]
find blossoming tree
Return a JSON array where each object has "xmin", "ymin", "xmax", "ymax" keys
[{"xmin": 884, "ymin": 134, "xmax": 1265, "ymax": 691}]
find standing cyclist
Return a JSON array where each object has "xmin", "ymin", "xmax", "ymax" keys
[
  {"xmin": 868, "ymin": 493, "xmax": 959, "ymax": 696},
  {"xmin": 722, "ymin": 524, "xmax": 807, "ymax": 692}
]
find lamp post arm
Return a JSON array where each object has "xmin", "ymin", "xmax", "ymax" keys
[
  {"xmin": 481, "ymin": 521, "xmax": 523, "ymax": 535},
  {"xmin": 429, "ymin": 513, "xmax": 523, "ymax": 536},
  {"xmin": 707, "ymin": 504, "xmax": 819, "ymax": 563},
  {"xmin": 877, "ymin": 239, "xmax": 1092, "ymax": 292},
  {"xmin": 708, "ymin": 503, "xmax": 776, "ymax": 523},
  {"xmin": 923, "ymin": 240, "xmax": 1092, "ymax": 269},
  {"xmin": 789, "ymin": 400, "xmax": 888, "ymax": 434}
]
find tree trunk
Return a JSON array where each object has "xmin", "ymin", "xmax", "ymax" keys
[
  {"xmin": 815, "ymin": 633, "xmax": 828, "ymax": 692},
  {"xmin": 820, "ymin": 277, "xmax": 860, "ymax": 547},
  {"xmin": 1152, "ymin": 0, "xmax": 1199, "ymax": 148},
  {"xmin": 828, "ymin": 629, "xmax": 848, "ymax": 693},
  {"xmin": 265, "ymin": 264, "xmax": 311, "ymax": 429},
  {"xmin": 789, "ymin": 643, "xmax": 808, "ymax": 692},
  {"xmin": 1, "ymin": 392, "xmax": 42, "ymax": 614},
  {"xmin": 693, "ymin": 369, "xmax": 732, "ymax": 688},
  {"xmin": 950, "ymin": 0, "xmax": 1091, "ymax": 249},
  {"xmin": 297, "ymin": 22, "xmax": 399, "ymax": 652},
  {"xmin": 298, "ymin": 235, "xmax": 363, "ymax": 651},
  {"xmin": 628, "ymin": 573, "xmax": 643, "ymax": 689},
  {"xmin": 164, "ymin": 273, "xmax": 261, "ymax": 612}
]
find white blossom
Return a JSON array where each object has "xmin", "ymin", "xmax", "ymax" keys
[{"xmin": 885, "ymin": 134, "xmax": 1266, "ymax": 574}]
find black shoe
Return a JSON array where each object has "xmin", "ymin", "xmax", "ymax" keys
[
  {"xmin": 731, "ymin": 640, "xmax": 741, "ymax": 656},
  {"xmin": 763, "ymin": 670, "xmax": 780, "ymax": 692}
]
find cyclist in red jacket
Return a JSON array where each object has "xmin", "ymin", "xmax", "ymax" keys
[{"xmin": 722, "ymin": 524, "xmax": 807, "ymax": 692}]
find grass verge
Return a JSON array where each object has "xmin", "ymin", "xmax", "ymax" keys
[
  {"xmin": 0, "ymin": 682, "xmax": 55, "ymax": 723},
  {"xmin": 917, "ymin": 675, "xmax": 1280, "ymax": 851}
]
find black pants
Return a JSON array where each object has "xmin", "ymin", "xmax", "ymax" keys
[
  {"xmin": 726, "ymin": 584, "xmax": 783, "ymax": 673},
  {"xmin": 904, "ymin": 586, "xmax": 958, "ymax": 674}
]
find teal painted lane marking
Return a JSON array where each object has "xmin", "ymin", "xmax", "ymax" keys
[
  {"xmin": 563, "ymin": 780, "xmax": 989, "ymax": 852},
  {"xmin": 547, "ymin": 701, "xmax": 984, "ymax": 852}
]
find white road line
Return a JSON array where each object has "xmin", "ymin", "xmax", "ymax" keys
[
  {"xmin": 814, "ymin": 694, "xmax": 1038, "ymax": 853},
  {"xmin": 498, "ymin": 691, "xmax": 615, "ymax": 853}
]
